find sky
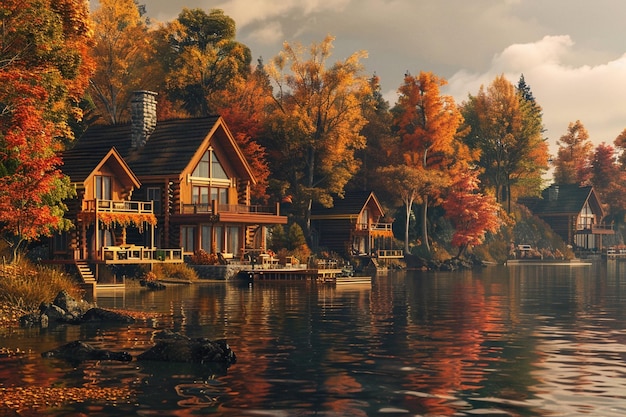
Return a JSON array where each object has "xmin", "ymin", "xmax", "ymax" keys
[{"xmin": 139, "ymin": 0, "xmax": 626, "ymax": 158}]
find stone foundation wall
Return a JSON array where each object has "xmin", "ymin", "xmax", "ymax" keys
[{"xmin": 190, "ymin": 264, "xmax": 241, "ymax": 280}]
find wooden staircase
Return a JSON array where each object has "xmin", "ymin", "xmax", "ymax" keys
[
  {"xmin": 75, "ymin": 261, "xmax": 96, "ymax": 285},
  {"xmin": 246, "ymin": 225, "xmax": 261, "ymax": 249}
]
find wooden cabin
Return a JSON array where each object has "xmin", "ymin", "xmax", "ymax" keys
[
  {"xmin": 55, "ymin": 91, "xmax": 287, "ymax": 281},
  {"xmin": 310, "ymin": 190, "xmax": 402, "ymax": 266},
  {"xmin": 519, "ymin": 184, "xmax": 613, "ymax": 252}
]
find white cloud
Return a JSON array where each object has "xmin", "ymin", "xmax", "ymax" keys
[
  {"xmin": 215, "ymin": 0, "xmax": 351, "ymax": 28},
  {"xmin": 446, "ymin": 36, "xmax": 626, "ymax": 155},
  {"xmin": 245, "ymin": 21, "xmax": 284, "ymax": 46}
]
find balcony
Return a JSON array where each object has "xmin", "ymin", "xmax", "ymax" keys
[
  {"xmin": 84, "ymin": 199, "xmax": 153, "ymax": 214},
  {"xmin": 181, "ymin": 203, "xmax": 280, "ymax": 215},
  {"xmin": 576, "ymin": 223, "xmax": 615, "ymax": 235},
  {"xmin": 376, "ymin": 249, "xmax": 404, "ymax": 258},
  {"xmin": 355, "ymin": 222, "xmax": 393, "ymax": 232}
]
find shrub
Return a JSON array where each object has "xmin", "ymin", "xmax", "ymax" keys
[
  {"xmin": 189, "ymin": 250, "xmax": 219, "ymax": 265},
  {"xmin": 142, "ymin": 271, "xmax": 157, "ymax": 282},
  {"xmin": 153, "ymin": 263, "xmax": 198, "ymax": 281}
]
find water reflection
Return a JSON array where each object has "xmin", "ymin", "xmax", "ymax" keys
[{"xmin": 3, "ymin": 263, "xmax": 626, "ymax": 415}]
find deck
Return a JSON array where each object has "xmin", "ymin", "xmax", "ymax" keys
[
  {"xmin": 237, "ymin": 258, "xmax": 347, "ymax": 282},
  {"xmin": 101, "ymin": 246, "xmax": 183, "ymax": 264}
]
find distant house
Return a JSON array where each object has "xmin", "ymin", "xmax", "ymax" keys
[
  {"xmin": 310, "ymin": 190, "xmax": 402, "ymax": 266},
  {"xmin": 54, "ymin": 91, "xmax": 287, "ymax": 281},
  {"xmin": 519, "ymin": 184, "xmax": 613, "ymax": 251}
]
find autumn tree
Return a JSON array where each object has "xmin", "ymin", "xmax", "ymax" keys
[
  {"xmin": 0, "ymin": 0, "xmax": 93, "ymax": 260},
  {"xmin": 460, "ymin": 75, "xmax": 548, "ymax": 212},
  {"xmin": 265, "ymin": 35, "xmax": 371, "ymax": 239},
  {"xmin": 515, "ymin": 75, "xmax": 549, "ymax": 198},
  {"xmin": 159, "ymin": 8, "xmax": 252, "ymax": 116},
  {"xmin": 89, "ymin": 0, "xmax": 160, "ymax": 124},
  {"xmin": 443, "ymin": 170, "xmax": 503, "ymax": 258},
  {"xmin": 553, "ymin": 120, "xmax": 593, "ymax": 185},
  {"xmin": 377, "ymin": 159, "xmax": 445, "ymax": 253},
  {"xmin": 215, "ymin": 61, "xmax": 273, "ymax": 200},
  {"xmin": 591, "ymin": 142, "xmax": 626, "ymax": 221},
  {"xmin": 392, "ymin": 71, "xmax": 463, "ymax": 253},
  {"xmin": 352, "ymin": 75, "xmax": 400, "ymax": 200},
  {"xmin": 613, "ymin": 128, "xmax": 626, "ymax": 169}
]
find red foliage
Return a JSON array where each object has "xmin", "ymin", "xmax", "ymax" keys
[{"xmin": 444, "ymin": 171, "xmax": 503, "ymax": 258}]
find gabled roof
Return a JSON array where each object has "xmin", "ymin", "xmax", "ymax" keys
[
  {"xmin": 62, "ymin": 146, "xmax": 139, "ymax": 189},
  {"xmin": 520, "ymin": 184, "xmax": 604, "ymax": 218},
  {"xmin": 62, "ymin": 116, "xmax": 255, "ymax": 182},
  {"xmin": 311, "ymin": 190, "xmax": 385, "ymax": 219}
]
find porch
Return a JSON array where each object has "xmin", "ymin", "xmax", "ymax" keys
[{"xmin": 101, "ymin": 245, "xmax": 183, "ymax": 264}]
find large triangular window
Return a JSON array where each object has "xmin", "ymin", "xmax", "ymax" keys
[{"xmin": 192, "ymin": 148, "xmax": 228, "ymax": 180}]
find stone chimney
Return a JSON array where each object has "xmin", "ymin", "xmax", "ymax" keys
[
  {"xmin": 548, "ymin": 184, "xmax": 559, "ymax": 202},
  {"xmin": 131, "ymin": 90, "xmax": 158, "ymax": 149}
]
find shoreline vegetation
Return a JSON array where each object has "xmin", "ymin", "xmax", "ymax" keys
[{"xmin": 0, "ymin": 260, "xmax": 83, "ymax": 328}]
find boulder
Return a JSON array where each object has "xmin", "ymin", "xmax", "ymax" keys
[
  {"xmin": 19, "ymin": 292, "xmax": 134, "ymax": 327},
  {"xmin": 137, "ymin": 330, "xmax": 236, "ymax": 365},
  {"xmin": 76, "ymin": 307, "xmax": 136, "ymax": 324},
  {"xmin": 42, "ymin": 340, "xmax": 132, "ymax": 363},
  {"xmin": 53, "ymin": 290, "xmax": 89, "ymax": 315}
]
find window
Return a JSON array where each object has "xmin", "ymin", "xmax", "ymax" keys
[
  {"xmin": 192, "ymin": 186, "xmax": 210, "ymax": 205},
  {"xmin": 211, "ymin": 152, "xmax": 228, "ymax": 179},
  {"xmin": 147, "ymin": 187, "xmax": 161, "ymax": 214},
  {"xmin": 95, "ymin": 176, "xmax": 111, "ymax": 200},
  {"xmin": 192, "ymin": 148, "xmax": 228, "ymax": 179},
  {"xmin": 213, "ymin": 226, "xmax": 223, "ymax": 253},
  {"xmin": 219, "ymin": 188, "xmax": 228, "ymax": 204},
  {"xmin": 578, "ymin": 201, "xmax": 594, "ymax": 230},
  {"xmin": 226, "ymin": 226, "xmax": 240, "ymax": 254},
  {"xmin": 201, "ymin": 225, "xmax": 212, "ymax": 252},
  {"xmin": 53, "ymin": 232, "xmax": 67, "ymax": 253},
  {"xmin": 181, "ymin": 226, "xmax": 195, "ymax": 253},
  {"xmin": 192, "ymin": 185, "xmax": 228, "ymax": 206}
]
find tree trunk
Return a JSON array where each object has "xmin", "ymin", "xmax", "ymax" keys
[
  {"xmin": 304, "ymin": 145, "xmax": 316, "ymax": 242},
  {"xmin": 422, "ymin": 195, "xmax": 430, "ymax": 253},
  {"xmin": 404, "ymin": 201, "xmax": 411, "ymax": 254}
]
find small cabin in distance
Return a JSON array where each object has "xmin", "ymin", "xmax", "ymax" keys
[
  {"xmin": 519, "ymin": 184, "xmax": 614, "ymax": 253},
  {"xmin": 310, "ymin": 190, "xmax": 403, "ymax": 269}
]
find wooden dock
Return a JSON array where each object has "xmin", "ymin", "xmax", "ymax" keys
[{"xmin": 237, "ymin": 267, "xmax": 344, "ymax": 282}]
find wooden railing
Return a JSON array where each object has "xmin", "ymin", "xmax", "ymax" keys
[
  {"xmin": 84, "ymin": 199, "xmax": 153, "ymax": 214},
  {"xmin": 377, "ymin": 249, "xmax": 404, "ymax": 258},
  {"xmin": 101, "ymin": 245, "xmax": 183, "ymax": 263},
  {"xmin": 355, "ymin": 222, "xmax": 393, "ymax": 232},
  {"xmin": 181, "ymin": 203, "xmax": 279, "ymax": 215}
]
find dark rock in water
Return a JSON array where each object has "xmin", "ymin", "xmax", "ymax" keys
[
  {"xmin": 77, "ymin": 307, "xmax": 136, "ymax": 324},
  {"xmin": 146, "ymin": 281, "xmax": 166, "ymax": 290},
  {"xmin": 53, "ymin": 290, "xmax": 87, "ymax": 315},
  {"xmin": 42, "ymin": 340, "xmax": 132, "ymax": 363},
  {"xmin": 18, "ymin": 291, "xmax": 135, "ymax": 327},
  {"xmin": 137, "ymin": 330, "xmax": 236, "ymax": 365}
]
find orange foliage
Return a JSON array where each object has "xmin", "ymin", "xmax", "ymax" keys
[
  {"xmin": 77, "ymin": 212, "xmax": 157, "ymax": 231},
  {"xmin": 0, "ymin": 0, "xmax": 93, "ymax": 258},
  {"xmin": 216, "ymin": 73, "xmax": 273, "ymax": 201},
  {"xmin": 444, "ymin": 170, "xmax": 503, "ymax": 258},
  {"xmin": 395, "ymin": 71, "xmax": 462, "ymax": 170}
]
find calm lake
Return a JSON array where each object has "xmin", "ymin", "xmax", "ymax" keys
[{"xmin": 2, "ymin": 261, "xmax": 626, "ymax": 416}]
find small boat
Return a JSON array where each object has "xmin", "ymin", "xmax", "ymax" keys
[{"xmin": 334, "ymin": 275, "xmax": 371, "ymax": 285}]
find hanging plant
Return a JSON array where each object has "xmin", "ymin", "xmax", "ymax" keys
[{"xmin": 96, "ymin": 212, "xmax": 157, "ymax": 232}]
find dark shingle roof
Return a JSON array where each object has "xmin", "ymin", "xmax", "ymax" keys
[
  {"xmin": 311, "ymin": 190, "xmax": 380, "ymax": 216},
  {"xmin": 62, "ymin": 116, "xmax": 222, "ymax": 181},
  {"xmin": 519, "ymin": 184, "xmax": 595, "ymax": 215}
]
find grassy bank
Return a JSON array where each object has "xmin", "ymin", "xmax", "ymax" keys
[{"xmin": 0, "ymin": 260, "xmax": 82, "ymax": 327}]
